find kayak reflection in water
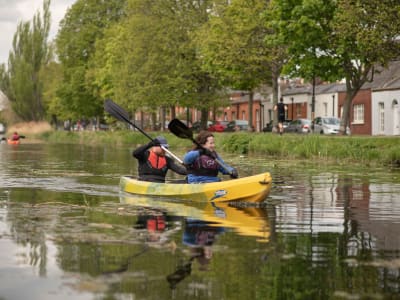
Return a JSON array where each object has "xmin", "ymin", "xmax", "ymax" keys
[{"xmin": 166, "ymin": 218, "xmax": 225, "ymax": 289}]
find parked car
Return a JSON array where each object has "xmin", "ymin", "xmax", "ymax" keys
[
  {"xmin": 224, "ymin": 120, "xmax": 249, "ymax": 132},
  {"xmin": 313, "ymin": 116, "xmax": 351, "ymax": 135},
  {"xmin": 0, "ymin": 123, "xmax": 5, "ymax": 134},
  {"xmin": 208, "ymin": 120, "xmax": 229, "ymax": 132},
  {"xmin": 285, "ymin": 118, "xmax": 312, "ymax": 134},
  {"xmin": 191, "ymin": 120, "xmax": 212, "ymax": 132},
  {"xmin": 313, "ymin": 116, "xmax": 340, "ymax": 135},
  {"xmin": 262, "ymin": 120, "xmax": 290, "ymax": 132}
]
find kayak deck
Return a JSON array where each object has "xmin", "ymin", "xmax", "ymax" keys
[{"xmin": 119, "ymin": 172, "xmax": 272, "ymax": 203}]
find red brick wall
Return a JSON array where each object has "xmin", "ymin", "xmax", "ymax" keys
[
  {"xmin": 338, "ymin": 89, "xmax": 371, "ymax": 135},
  {"xmin": 287, "ymin": 102, "xmax": 308, "ymax": 120}
]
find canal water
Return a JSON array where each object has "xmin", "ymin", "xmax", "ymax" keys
[{"xmin": 0, "ymin": 142, "xmax": 399, "ymax": 299}]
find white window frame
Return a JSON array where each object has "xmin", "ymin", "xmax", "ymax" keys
[
  {"xmin": 379, "ymin": 102, "xmax": 384, "ymax": 133},
  {"xmin": 353, "ymin": 104, "xmax": 364, "ymax": 124}
]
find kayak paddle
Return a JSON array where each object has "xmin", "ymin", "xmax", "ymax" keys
[
  {"xmin": 168, "ymin": 118, "xmax": 235, "ymax": 175},
  {"xmin": 104, "ymin": 99, "xmax": 183, "ymax": 164}
]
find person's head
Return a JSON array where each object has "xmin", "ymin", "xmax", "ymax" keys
[
  {"xmin": 13, "ymin": 132, "xmax": 18, "ymax": 135},
  {"xmin": 280, "ymin": 97, "xmax": 283, "ymax": 102},
  {"xmin": 195, "ymin": 131, "xmax": 215, "ymax": 151},
  {"xmin": 152, "ymin": 136, "xmax": 169, "ymax": 156}
]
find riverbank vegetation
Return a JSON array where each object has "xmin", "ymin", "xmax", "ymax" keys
[
  {"xmin": 1, "ymin": 1, "xmax": 399, "ymax": 137},
  {"xmin": 36, "ymin": 129, "xmax": 400, "ymax": 168}
]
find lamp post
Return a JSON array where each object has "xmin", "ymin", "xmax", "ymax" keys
[
  {"xmin": 332, "ymin": 94, "xmax": 335, "ymax": 117},
  {"xmin": 291, "ymin": 97, "xmax": 294, "ymax": 120}
]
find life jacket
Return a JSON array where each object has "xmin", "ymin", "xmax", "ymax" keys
[
  {"xmin": 147, "ymin": 151, "xmax": 167, "ymax": 170},
  {"xmin": 147, "ymin": 216, "xmax": 166, "ymax": 232},
  {"xmin": 187, "ymin": 154, "xmax": 219, "ymax": 177},
  {"xmin": 138, "ymin": 151, "xmax": 168, "ymax": 182}
]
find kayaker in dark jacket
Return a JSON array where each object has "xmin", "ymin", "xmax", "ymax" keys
[
  {"xmin": 133, "ymin": 136, "xmax": 187, "ymax": 183},
  {"xmin": 183, "ymin": 131, "xmax": 238, "ymax": 183}
]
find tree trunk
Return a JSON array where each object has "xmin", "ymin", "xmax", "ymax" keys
[{"xmin": 248, "ymin": 91, "xmax": 254, "ymax": 131}]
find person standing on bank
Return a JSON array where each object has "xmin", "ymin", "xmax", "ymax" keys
[
  {"xmin": 133, "ymin": 136, "xmax": 187, "ymax": 183},
  {"xmin": 183, "ymin": 131, "xmax": 238, "ymax": 183},
  {"xmin": 274, "ymin": 97, "xmax": 288, "ymax": 135}
]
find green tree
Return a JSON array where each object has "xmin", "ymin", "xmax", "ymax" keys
[
  {"xmin": 0, "ymin": 0, "xmax": 51, "ymax": 121},
  {"xmin": 91, "ymin": 0, "xmax": 223, "ymax": 129},
  {"xmin": 55, "ymin": 0, "xmax": 126, "ymax": 120},
  {"xmin": 270, "ymin": 0, "xmax": 400, "ymax": 134},
  {"xmin": 195, "ymin": 0, "xmax": 273, "ymax": 131}
]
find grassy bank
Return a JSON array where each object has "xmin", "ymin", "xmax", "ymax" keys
[{"xmin": 35, "ymin": 129, "xmax": 400, "ymax": 168}]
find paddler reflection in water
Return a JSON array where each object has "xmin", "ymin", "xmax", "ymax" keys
[
  {"xmin": 135, "ymin": 210, "xmax": 181, "ymax": 243},
  {"xmin": 166, "ymin": 218, "xmax": 225, "ymax": 289},
  {"xmin": 133, "ymin": 136, "xmax": 187, "ymax": 183}
]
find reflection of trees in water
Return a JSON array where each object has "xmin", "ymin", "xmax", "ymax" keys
[{"xmin": 6, "ymin": 201, "xmax": 48, "ymax": 276}]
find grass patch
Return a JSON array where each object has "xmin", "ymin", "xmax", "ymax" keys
[{"xmin": 34, "ymin": 129, "xmax": 400, "ymax": 168}]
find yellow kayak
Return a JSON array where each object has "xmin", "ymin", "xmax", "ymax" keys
[
  {"xmin": 119, "ymin": 172, "xmax": 272, "ymax": 203},
  {"xmin": 121, "ymin": 194, "xmax": 270, "ymax": 242}
]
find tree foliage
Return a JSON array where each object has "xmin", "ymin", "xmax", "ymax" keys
[
  {"xmin": 195, "ymin": 0, "xmax": 273, "ymax": 129},
  {"xmin": 0, "ymin": 0, "xmax": 51, "ymax": 121},
  {"xmin": 55, "ymin": 0, "xmax": 126, "ymax": 120},
  {"xmin": 89, "ymin": 0, "xmax": 224, "ymax": 128},
  {"xmin": 269, "ymin": 0, "xmax": 400, "ymax": 133}
]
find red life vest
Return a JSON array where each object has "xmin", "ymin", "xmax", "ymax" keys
[{"xmin": 147, "ymin": 151, "xmax": 167, "ymax": 170}]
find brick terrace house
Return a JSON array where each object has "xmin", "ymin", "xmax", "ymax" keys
[{"xmin": 140, "ymin": 62, "xmax": 400, "ymax": 135}]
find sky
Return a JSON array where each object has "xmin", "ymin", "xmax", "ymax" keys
[{"xmin": 0, "ymin": 0, "xmax": 76, "ymax": 65}]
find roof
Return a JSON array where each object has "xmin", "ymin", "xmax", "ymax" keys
[
  {"xmin": 282, "ymin": 82, "xmax": 346, "ymax": 96},
  {"xmin": 363, "ymin": 60, "xmax": 400, "ymax": 91},
  {"xmin": 282, "ymin": 60, "xmax": 400, "ymax": 95}
]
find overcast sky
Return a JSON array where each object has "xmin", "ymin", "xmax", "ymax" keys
[{"xmin": 0, "ymin": 0, "xmax": 76, "ymax": 65}]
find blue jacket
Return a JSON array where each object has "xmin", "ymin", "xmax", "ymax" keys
[{"xmin": 183, "ymin": 150, "xmax": 234, "ymax": 183}]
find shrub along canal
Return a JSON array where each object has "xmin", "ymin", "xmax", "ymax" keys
[{"xmin": 0, "ymin": 141, "xmax": 399, "ymax": 299}]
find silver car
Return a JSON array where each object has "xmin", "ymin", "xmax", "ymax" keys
[
  {"xmin": 285, "ymin": 119, "xmax": 312, "ymax": 134},
  {"xmin": 313, "ymin": 116, "xmax": 340, "ymax": 135}
]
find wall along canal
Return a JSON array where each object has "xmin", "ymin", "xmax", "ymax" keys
[{"xmin": 0, "ymin": 142, "xmax": 399, "ymax": 299}]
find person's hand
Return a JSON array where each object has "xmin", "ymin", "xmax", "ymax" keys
[
  {"xmin": 199, "ymin": 148, "xmax": 216, "ymax": 158},
  {"xmin": 230, "ymin": 168, "xmax": 238, "ymax": 179}
]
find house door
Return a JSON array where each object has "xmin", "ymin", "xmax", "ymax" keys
[{"xmin": 393, "ymin": 100, "xmax": 399, "ymax": 135}]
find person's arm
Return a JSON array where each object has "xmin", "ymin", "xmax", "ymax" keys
[
  {"xmin": 215, "ymin": 154, "xmax": 238, "ymax": 178},
  {"xmin": 167, "ymin": 158, "xmax": 187, "ymax": 175},
  {"xmin": 132, "ymin": 142, "xmax": 153, "ymax": 160},
  {"xmin": 183, "ymin": 150, "xmax": 201, "ymax": 165}
]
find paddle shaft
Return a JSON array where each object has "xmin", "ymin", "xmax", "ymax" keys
[{"xmin": 104, "ymin": 100, "xmax": 183, "ymax": 164}]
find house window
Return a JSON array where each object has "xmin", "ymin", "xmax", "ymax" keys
[
  {"xmin": 353, "ymin": 104, "xmax": 364, "ymax": 124},
  {"xmin": 241, "ymin": 111, "xmax": 246, "ymax": 120},
  {"xmin": 323, "ymin": 103, "xmax": 328, "ymax": 116},
  {"xmin": 231, "ymin": 111, "xmax": 236, "ymax": 120},
  {"xmin": 224, "ymin": 112, "xmax": 228, "ymax": 121},
  {"xmin": 379, "ymin": 102, "xmax": 384, "ymax": 132},
  {"xmin": 296, "ymin": 104, "xmax": 301, "ymax": 118}
]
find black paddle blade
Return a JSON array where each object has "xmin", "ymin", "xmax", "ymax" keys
[
  {"xmin": 104, "ymin": 99, "xmax": 131, "ymax": 124},
  {"xmin": 168, "ymin": 119, "xmax": 194, "ymax": 140}
]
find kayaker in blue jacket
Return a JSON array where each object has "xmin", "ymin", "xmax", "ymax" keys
[
  {"xmin": 133, "ymin": 136, "xmax": 187, "ymax": 183},
  {"xmin": 183, "ymin": 131, "xmax": 238, "ymax": 183}
]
